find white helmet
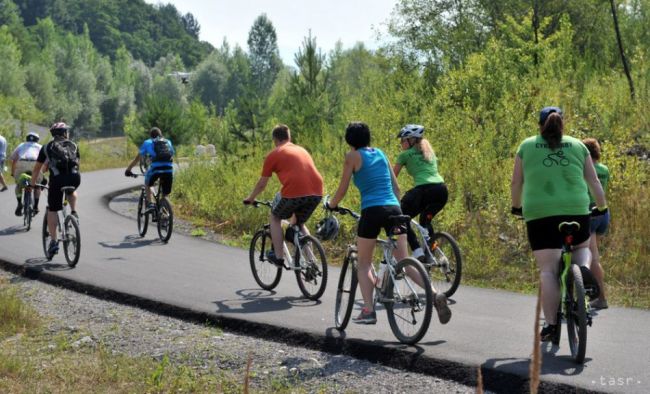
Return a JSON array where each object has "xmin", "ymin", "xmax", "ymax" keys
[
  {"xmin": 397, "ymin": 124, "xmax": 425, "ymax": 139},
  {"xmin": 26, "ymin": 132, "xmax": 40, "ymax": 142}
]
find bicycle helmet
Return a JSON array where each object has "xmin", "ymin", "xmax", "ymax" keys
[
  {"xmin": 397, "ymin": 124, "xmax": 425, "ymax": 139},
  {"xmin": 26, "ymin": 132, "xmax": 40, "ymax": 142},
  {"xmin": 315, "ymin": 216, "xmax": 339, "ymax": 241},
  {"xmin": 539, "ymin": 106, "xmax": 563, "ymax": 125},
  {"xmin": 50, "ymin": 122, "xmax": 69, "ymax": 136}
]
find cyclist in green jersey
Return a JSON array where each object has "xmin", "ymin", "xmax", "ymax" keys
[
  {"xmin": 511, "ymin": 107, "xmax": 607, "ymax": 341},
  {"xmin": 582, "ymin": 138, "xmax": 610, "ymax": 309},
  {"xmin": 393, "ymin": 124, "xmax": 448, "ymax": 265}
]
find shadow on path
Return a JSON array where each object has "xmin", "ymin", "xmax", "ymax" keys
[
  {"xmin": 98, "ymin": 234, "xmax": 159, "ymax": 249},
  {"xmin": 0, "ymin": 225, "xmax": 25, "ymax": 236},
  {"xmin": 24, "ymin": 257, "xmax": 72, "ymax": 272},
  {"xmin": 213, "ymin": 288, "xmax": 320, "ymax": 314}
]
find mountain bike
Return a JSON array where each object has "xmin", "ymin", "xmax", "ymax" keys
[
  {"xmin": 18, "ymin": 174, "xmax": 34, "ymax": 231},
  {"xmin": 129, "ymin": 174, "xmax": 173, "ymax": 243},
  {"xmin": 245, "ymin": 200, "xmax": 328, "ymax": 301},
  {"xmin": 411, "ymin": 220, "xmax": 462, "ymax": 297},
  {"xmin": 553, "ymin": 221, "xmax": 593, "ymax": 364},
  {"xmin": 41, "ymin": 185, "xmax": 80, "ymax": 267},
  {"xmin": 330, "ymin": 204, "xmax": 433, "ymax": 345}
]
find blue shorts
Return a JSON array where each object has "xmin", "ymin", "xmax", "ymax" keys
[{"xmin": 590, "ymin": 211, "xmax": 610, "ymax": 235}]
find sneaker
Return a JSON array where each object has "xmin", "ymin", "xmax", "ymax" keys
[
  {"xmin": 540, "ymin": 323, "xmax": 559, "ymax": 342},
  {"xmin": 352, "ymin": 307, "xmax": 377, "ymax": 324},
  {"xmin": 265, "ymin": 250, "xmax": 284, "ymax": 267},
  {"xmin": 433, "ymin": 293, "xmax": 452, "ymax": 324},
  {"xmin": 15, "ymin": 204, "xmax": 23, "ymax": 216},
  {"xmin": 590, "ymin": 299, "xmax": 608, "ymax": 310},
  {"xmin": 47, "ymin": 240, "xmax": 59, "ymax": 257},
  {"xmin": 71, "ymin": 211, "xmax": 79, "ymax": 221},
  {"xmin": 144, "ymin": 203, "xmax": 156, "ymax": 214},
  {"xmin": 580, "ymin": 266, "xmax": 600, "ymax": 301}
]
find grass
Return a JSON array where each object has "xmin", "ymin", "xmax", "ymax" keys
[{"xmin": 0, "ymin": 277, "xmax": 313, "ymax": 394}]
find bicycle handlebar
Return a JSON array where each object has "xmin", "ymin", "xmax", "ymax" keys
[
  {"xmin": 243, "ymin": 200, "xmax": 273, "ymax": 208},
  {"xmin": 328, "ymin": 204, "xmax": 360, "ymax": 220}
]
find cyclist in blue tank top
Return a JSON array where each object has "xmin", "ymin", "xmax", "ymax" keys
[{"xmin": 328, "ymin": 122, "xmax": 451, "ymax": 325}]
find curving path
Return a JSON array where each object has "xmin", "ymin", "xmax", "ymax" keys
[{"xmin": 0, "ymin": 168, "xmax": 648, "ymax": 393}]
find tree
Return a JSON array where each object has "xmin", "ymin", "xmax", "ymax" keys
[
  {"xmin": 247, "ymin": 14, "xmax": 282, "ymax": 96},
  {"xmin": 190, "ymin": 51, "xmax": 230, "ymax": 111},
  {"xmin": 181, "ymin": 12, "xmax": 200, "ymax": 39},
  {"xmin": 609, "ymin": 0, "xmax": 635, "ymax": 100},
  {"xmin": 0, "ymin": 25, "xmax": 27, "ymax": 98}
]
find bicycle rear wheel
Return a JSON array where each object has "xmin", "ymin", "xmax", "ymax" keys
[
  {"xmin": 63, "ymin": 215, "xmax": 81, "ymax": 267},
  {"xmin": 249, "ymin": 229, "xmax": 282, "ymax": 290},
  {"xmin": 335, "ymin": 250, "xmax": 358, "ymax": 330},
  {"xmin": 294, "ymin": 235, "xmax": 328, "ymax": 300},
  {"xmin": 429, "ymin": 232, "xmax": 462, "ymax": 297},
  {"xmin": 42, "ymin": 212, "xmax": 53, "ymax": 261},
  {"xmin": 385, "ymin": 257, "xmax": 433, "ymax": 345},
  {"xmin": 137, "ymin": 189, "xmax": 148, "ymax": 237},
  {"xmin": 23, "ymin": 191, "xmax": 32, "ymax": 231},
  {"xmin": 157, "ymin": 197, "xmax": 173, "ymax": 243},
  {"xmin": 566, "ymin": 264, "xmax": 588, "ymax": 364}
]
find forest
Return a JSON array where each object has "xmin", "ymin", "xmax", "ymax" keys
[{"xmin": 1, "ymin": 0, "xmax": 648, "ymax": 306}]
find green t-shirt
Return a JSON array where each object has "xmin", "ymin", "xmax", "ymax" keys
[
  {"xmin": 516, "ymin": 135, "xmax": 590, "ymax": 221},
  {"xmin": 589, "ymin": 162, "xmax": 610, "ymax": 204},
  {"xmin": 396, "ymin": 147, "xmax": 444, "ymax": 186}
]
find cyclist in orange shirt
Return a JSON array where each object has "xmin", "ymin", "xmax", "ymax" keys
[{"xmin": 244, "ymin": 124, "xmax": 324, "ymax": 266}]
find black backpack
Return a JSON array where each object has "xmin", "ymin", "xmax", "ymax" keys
[
  {"xmin": 46, "ymin": 139, "xmax": 79, "ymax": 176},
  {"xmin": 152, "ymin": 138, "xmax": 173, "ymax": 162}
]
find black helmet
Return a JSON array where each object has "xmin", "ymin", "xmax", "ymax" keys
[{"xmin": 315, "ymin": 216, "xmax": 339, "ymax": 241}]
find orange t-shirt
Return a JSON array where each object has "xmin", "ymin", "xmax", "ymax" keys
[{"xmin": 261, "ymin": 142, "xmax": 323, "ymax": 198}]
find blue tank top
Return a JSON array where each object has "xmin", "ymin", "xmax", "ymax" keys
[{"xmin": 353, "ymin": 148, "xmax": 399, "ymax": 210}]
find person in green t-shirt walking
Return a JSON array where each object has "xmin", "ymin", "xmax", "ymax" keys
[
  {"xmin": 393, "ymin": 124, "xmax": 448, "ymax": 265},
  {"xmin": 582, "ymin": 138, "xmax": 610, "ymax": 310},
  {"xmin": 511, "ymin": 107, "xmax": 608, "ymax": 342}
]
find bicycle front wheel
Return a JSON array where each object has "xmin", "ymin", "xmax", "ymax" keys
[
  {"xmin": 335, "ymin": 250, "xmax": 358, "ymax": 330},
  {"xmin": 137, "ymin": 190, "xmax": 148, "ymax": 237},
  {"xmin": 566, "ymin": 264, "xmax": 588, "ymax": 364},
  {"xmin": 63, "ymin": 215, "xmax": 81, "ymax": 267},
  {"xmin": 157, "ymin": 197, "xmax": 173, "ymax": 243},
  {"xmin": 23, "ymin": 191, "xmax": 32, "ymax": 231},
  {"xmin": 429, "ymin": 232, "xmax": 462, "ymax": 298},
  {"xmin": 385, "ymin": 257, "xmax": 433, "ymax": 345},
  {"xmin": 294, "ymin": 235, "xmax": 328, "ymax": 300},
  {"xmin": 249, "ymin": 229, "xmax": 282, "ymax": 290},
  {"xmin": 42, "ymin": 213, "xmax": 53, "ymax": 261}
]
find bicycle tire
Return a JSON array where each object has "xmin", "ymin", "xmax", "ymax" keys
[
  {"xmin": 63, "ymin": 215, "xmax": 81, "ymax": 267},
  {"xmin": 249, "ymin": 229, "xmax": 282, "ymax": 290},
  {"xmin": 294, "ymin": 234, "xmax": 328, "ymax": 300},
  {"xmin": 566, "ymin": 264, "xmax": 588, "ymax": 364},
  {"xmin": 157, "ymin": 197, "xmax": 173, "ymax": 243},
  {"xmin": 335, "ymin": 250, "xmax": 358, "ymax": 331},
  {"xmin": 385, "ymin": 257, "xmax": 433, "ymax": 345},
  {"xmin": 137, "ymin": 189, "xmax": 148, "ymax": 237},
  {"xmin": 429, "ymin": 232, "xmax": 462, "ymax": 297},
  {"xmin": 42, "ymin": 213, "xmax": 53, "ymax": 261},
  {"xmin": 23, "ymin": 191, "xmax": 32, "ymax": 231}
]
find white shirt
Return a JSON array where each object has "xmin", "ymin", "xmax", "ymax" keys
[
  {"xmin": 0, "ymin": 135, "xmax": 6, "ymax": 160},
  {"xmin": 10, "ymin": 141, "xmax": 41, "ymax": 161}
]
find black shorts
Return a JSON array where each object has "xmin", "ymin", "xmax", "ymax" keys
[
  {"xmin": 146, "ymin": 172, "xmax": 173, "ymax": 196},
  {"xmin": 526, "ymin": 215, "xmax": 591, "ymax": 251},
  {"xmin": 400, "ymin": 183, "xmax": 448, "ymax": 224},
  {"xmin": 357, "ymin": 205, "xmax": 403, "ymax": 239},
  {"xmin": 272, "ymin": 195, "xmax": 322, "ymax": 225},
  {"xmin": 48, "ymin": 173, "xmax": 80, "ymax": 212}
]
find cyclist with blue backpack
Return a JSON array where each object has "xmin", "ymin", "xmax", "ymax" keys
[{"xmin": 125, "ymin": 127, "xmax": 175, "ymax": 213}]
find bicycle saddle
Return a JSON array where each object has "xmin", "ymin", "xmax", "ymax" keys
[
  {"xmin": 388, "ymin": 215, "xmax": 411, "ymax": 236},
  {"xmin": 558, "ymin": 221, "xmax": 580, "ymax": 235}
]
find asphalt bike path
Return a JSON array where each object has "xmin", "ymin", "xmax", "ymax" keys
[{"xmin": 0, "ymin": 168, "xmax": 647, "ymax": 393}]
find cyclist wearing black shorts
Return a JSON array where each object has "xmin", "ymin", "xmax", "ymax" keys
[
  {"xmin": 327, "ymin": 122, "xmax": 451, "ymax": 325},
  {"xmin": 31, "ymin": 122, "xmax": 81, "ymax": 257},
  {"xmin": 393, "ymin": 124, "xmax": 448, "ymax": 265},
  {"xmin": 125, "ymin": 127, "xmax": 175, "ymax": 212},
  {"xmin": 511, "ymin": 107, "xmax": 607, "ymax": 341}
]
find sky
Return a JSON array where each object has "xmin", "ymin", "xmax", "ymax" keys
[{"xmin": 145, "ymin": 0, "xmax": 398, "ymax": 66}]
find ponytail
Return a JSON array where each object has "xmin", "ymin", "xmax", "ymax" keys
[
  {"xmin": 415, "ymin": 138, "xmax": 434, "ymax": 162},
  {"xmin": 541, "ymin": 112, "xmax": 563, "ymax": 150}
]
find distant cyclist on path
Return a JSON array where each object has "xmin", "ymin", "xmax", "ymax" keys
[{"xmin": 125, "ymin": 127, "xmax": 175, "ymax": 213}]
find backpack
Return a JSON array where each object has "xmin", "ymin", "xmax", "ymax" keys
[
  {"xmin": 152, "ymin": 138, "xmax": 173, "ymax": 162},
  {"xmin": 46, "ymin": 139, "xmax": 79, "ymax": 176}
]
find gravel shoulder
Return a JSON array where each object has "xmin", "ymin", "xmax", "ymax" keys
[{"xmin": 0, "ymin": 191, "xmax": 478, "ymax": 393}]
